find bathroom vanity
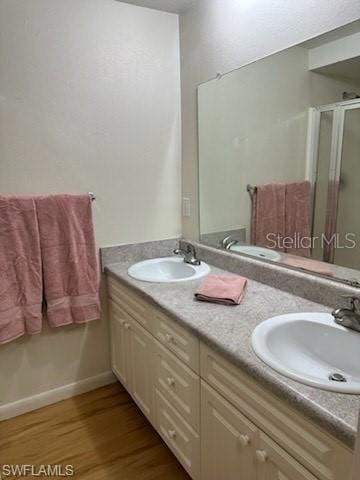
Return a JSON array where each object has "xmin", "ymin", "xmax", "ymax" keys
[{"xmin": 104, "ymin": 249, "xmax": 357, "ymax": 480}]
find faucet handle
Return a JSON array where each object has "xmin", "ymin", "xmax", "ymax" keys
[
  {"xmin": 221, "ymin": 235, "xmax": 239, "ymax": 249},
  {"xmin": 341, "ymin": 294, "xmax": 360, "ymax": 311}
]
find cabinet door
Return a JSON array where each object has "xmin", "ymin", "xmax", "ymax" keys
[
  {"xmin": 255, "ymin": 432, "xmax": 318, "ymax": 480},
  {"xmin": 109, "ymin": 300, "xmax": 131, "ymax": 390},
  {"xmin": 201, "ymin": 382, "xmax": 257, "ymax": 480},
  {"xmin": 128, "ymin": 317, "xmax": 154, "ymax": 421}
]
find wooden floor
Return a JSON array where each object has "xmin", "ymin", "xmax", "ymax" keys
[{"xmin": 0, "ymin": 383, "xmax": 190, "ymax": 479}]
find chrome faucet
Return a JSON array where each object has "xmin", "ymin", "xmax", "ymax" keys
[
  {"xmin": 221, "ymin": 235, "xmax": 239, "ymax": 250},
  {"xmin": 332, "ymin": 295, "xmax": 360, "ymax": 332},
  {"xmin": 173, "ymin": 244, "xmax": 201, "ymax": 266}
]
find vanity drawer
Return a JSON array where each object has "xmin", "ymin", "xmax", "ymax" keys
[
  {"xmin": 200, "ymin": 343, "xmax": 352, "ymax": 480},
  {"xmin": 152, "ymin": 308, "xmax": 199, "ymax": 373},
  {"xmin": 107, "ymin": 276, "xmax": 153, "ymax": 333},
  {"xmin": 153, "ymin": 339, "xmax": 200, "ymax": 431},
  {"xmin": 154, "ymin": 388, "xmax": 200, "ymax": 480}
]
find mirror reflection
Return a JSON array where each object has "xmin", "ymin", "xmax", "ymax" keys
[{"xmin": 198, "ymin": 22, "xmax": 360, "ymax": 285}]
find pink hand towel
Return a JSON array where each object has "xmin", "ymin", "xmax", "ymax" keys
[
  {"xmin": 283, "ymin": 256, "xmax": 333, "ymax": 277},
  {"xmin": 195, "ymin": 275, "xmax": 247, "ymax": 306},
  {"xmin": 0, "ymin": 197, "xmax": 43, "ymax": 344},
  {"xmin": 35, "ymin": 195, "xmax": 100, "ymax": 327},
  {"xmin": 284, "ymin": 181, "xmax": 311, "ymax": 257},
  {"xmin": 250, "ymin": 183, "xmax": 286, "ymax": 250}
]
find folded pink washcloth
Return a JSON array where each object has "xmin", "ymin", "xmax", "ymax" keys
[
  {"xmin": 195, "ymin": 275, "xmax": 248, "ymax": 306},
  {"xmin": 283, "ymin": 256, "xmax": 333, "ymax": 276}
]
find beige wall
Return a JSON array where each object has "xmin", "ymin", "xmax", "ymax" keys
[
  {"xmin": 198, "ymin": 44, "xmax": 360, "ymax": 238},
  {"xmin": 180, "ymin": 0, "xmax": 360, "ymax": 239},
  {"xmin": 198, "ymin": 47, "xmax": 309, "ymax": 236},
  {"xmin": 0, "ymin": 0, "xmax": 181, "ymax": 407}
]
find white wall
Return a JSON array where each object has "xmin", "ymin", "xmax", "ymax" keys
[
  {"xmin": 0, "ymin": 0, "xmax": 181, "ymax": 408},
  {"xmin": 180, "ymin": 0, "xmax": 360, "ymax": 238}
]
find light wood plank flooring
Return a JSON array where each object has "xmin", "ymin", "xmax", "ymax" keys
[{"xmin": 0, "ymin": 383, "xmax": 190, "ymax": 479}]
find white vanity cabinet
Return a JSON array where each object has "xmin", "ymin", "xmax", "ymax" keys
[
  {"xmin": 201, "ymin": 381, "xmax": 318, "ymax": 480},
  {"xmin": 109, "ymin": 299, "xmax": 131, "ymax": 391},
  {"xmin": 107, "ymin": 275, "xmax": 353, "ymax": 480},
  {"xmin": 109, "ymin": 298, "xmax": 153, "ymax": 421},
  {"xmin": 107, "ymin": 276, "xmax": 201, "ymax": 478},
  {"xmin": 201, "ymin": 381, "xmax": 258, "ymax": 479}
]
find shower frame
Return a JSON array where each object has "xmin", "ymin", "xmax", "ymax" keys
[
  {"xmin": 305, "ymin": 98, "xmax": 360, "ymax": 262},
  {"xmin": 306, "ymin": 97, "xmax": 360, "ymax": 188}
]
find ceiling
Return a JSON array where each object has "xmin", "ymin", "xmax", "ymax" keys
[{"xmin": 118, "ymin": 0, "xmax": 196, "ymax": 14}]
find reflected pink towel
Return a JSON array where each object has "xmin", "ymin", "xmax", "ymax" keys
[
  {"xmin": 250, "ymin": 183, "xmax": 286, "ymax": 250},
  {"xmin": 251, "ymin": 181, "xmax": 311, "ymax": 256},
  {"xmin": 283, "ymin": 256, "xmax": 333, "ymax": 277},
  {"xmin": 0, "ymin": 197, "xmax": 43, "ymax": 344},
  {"xmin": 195, "ymin": 275, "xmax": 248, "ymax": 306},
  {"xmin": 285, "ymin": 181, "xmax": 311, "ymax": 258},
  {"xmin": 35, "ymin": 195, "xmax": 100, "ymax": 327}
]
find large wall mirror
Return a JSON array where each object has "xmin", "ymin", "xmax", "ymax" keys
[{"xmin": 198, "ymin": 20, "xmax": 360, "ymax": 286}]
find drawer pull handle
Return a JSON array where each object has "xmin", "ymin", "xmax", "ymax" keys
[
  {"xmin": 256, "ymin": 450, "xmax": 268, "ymax": 463},
  {"xmin": 165, "ymin": 334, "xmax": 174, "ymax": 343},
  {"xmin": 238, "ymin": 434, "xmax": 250, "ymax": 447},
  {"xmin": 124, "ymin": 323, "xmax": 131, "ymax": 330},
  {"xmin": 168, "ymin": 429, "xmax": 176, "ymax": 439},
  {"xmin": 166, "ymin": 377, "xmax": 175, "ymax": 387}
]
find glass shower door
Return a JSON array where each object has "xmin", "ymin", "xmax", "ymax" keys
[
  {"xmin": 311, "ymin": 109, "xmax": 335, "ymax": 262},
  {"xmin": 333, "ymin": 104, "xmax": 360, "ymax": 270}
]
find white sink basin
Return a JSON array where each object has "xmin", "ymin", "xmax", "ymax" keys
[
  {"xmin": 252, "ymin": 312, "xmax": 360, "ymax": 393},
  {"xmin": 230, "ymin": 244, "xmax": 281, "ymax": 262},
  {"xmin": 128, "ymin": 257, "xmax": 210, "ymax": 283}
]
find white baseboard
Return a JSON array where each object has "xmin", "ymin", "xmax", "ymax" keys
[{"xmin": 0, "ymin": 371, "xmax": 117, "ymax": 421}]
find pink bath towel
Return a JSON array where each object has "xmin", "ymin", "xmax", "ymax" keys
[
  {"xmin": 250, "ymin": 181, "xmax": 311, "ymax": 256},
  {"xmin": 35, "ymin": 195, "xmax": 100, "ymax": 327},
  {"xmin": 285, "ymin": 181, "xmax": 311, "ymax": 257},
  {"xmin": 0, "ymin": 197, "xmax": 43, "ymax": 344},
  {"xmin": 250, "ymin": 183, "xmax": 286, "ymax": 249},
  {"xmin": 195, "ymin": 275, "xmax": 247, "ymax": 306}
]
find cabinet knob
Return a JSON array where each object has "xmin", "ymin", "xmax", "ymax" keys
[
  {"xmin": 256, "ymin": 450, "xmax": 268, "ymax": 463},
  {"xmin": 165, "ymin": 334, "xmax": 174, "ymax": 343},
  {"xmin": 120, "ymin": 320, "xmax": 125, "ymax": 326},
  {"xmin": 238, "ymin": 434, "xmax": 250, "ymax": 447},
  {"xmin": 168, "ymin": 429, "xmax": 176, "ymax": 439},
  {"xmin": 124, "ymin": 323, "xmax": 131, "ymax": 330},
  {"xmin": 166, "ymin": 377, "xmax": 175, "ymax": 387}
]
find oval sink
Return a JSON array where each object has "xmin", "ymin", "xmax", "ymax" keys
[
  {"xmin": 230, "ymin": 244, "xmax": 281, "ymax": 262},
  {"xmin": 128, "ymin": 257, "xmax": 210, "ymax": 283},
  {"xmin": 252, "ymin": 312, "xmax": 360, "ymax": 393}
]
